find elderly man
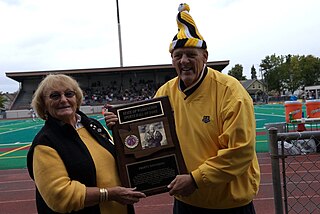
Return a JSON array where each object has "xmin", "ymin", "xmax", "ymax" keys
[{"xmin": 105, "ymin": 3, "xmax": 260, "ymax": 214}]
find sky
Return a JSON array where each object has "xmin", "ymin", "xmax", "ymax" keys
[{"xmin": 1, "ymin": 0, "xmax": 320, "ymax": 93}]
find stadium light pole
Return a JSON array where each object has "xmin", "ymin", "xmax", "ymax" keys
[{"xmin": 116, "ymin": 0, "xmax": 123, "ymax": 67}]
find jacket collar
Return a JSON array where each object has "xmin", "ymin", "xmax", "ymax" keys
[{"xmin": 179, "ymin": 65, "xmax": 208, "ymax": 98}]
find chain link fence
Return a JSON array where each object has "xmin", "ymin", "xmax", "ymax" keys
[{"xmin": 267, "ymin": 122, "xmax": 320, "ymax": 214}]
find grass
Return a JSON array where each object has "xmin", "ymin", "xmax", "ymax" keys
[{"xmin": 0, "ymin": 104, "xmax": 288, "ymax": 169}]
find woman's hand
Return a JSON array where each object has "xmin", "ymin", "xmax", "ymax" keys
[
  {"xmin": 108, "ymin": 187, "xmax": 146, "ymax": 205},
  {"xmin": 103, "ymin": 104, "xmax": 118, "ymax": 129}
]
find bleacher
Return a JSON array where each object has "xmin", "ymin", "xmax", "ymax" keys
[
  {"xmin": 10, "ymin": 90, "xmax": 33, "ymax": 110},
  {"xmin": 9, "ymin": 78, "xmax": 161, "ymax": 111},
  {"xmin": 5, "ymin": 61, "xmax": 230, "ymax": 112}
]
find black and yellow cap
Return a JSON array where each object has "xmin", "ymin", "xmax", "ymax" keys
[{"xmin": 169, "ymin": 3, "xmax": 207, "ymax": 53}]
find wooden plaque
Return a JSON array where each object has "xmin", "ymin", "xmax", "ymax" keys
[{"xmin": 110, "ymin": 96, "xmax": 187, "ymax": 196}]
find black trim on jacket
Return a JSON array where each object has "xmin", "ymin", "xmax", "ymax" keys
[{"xmin": 180, "ymin": 66, "xmax": 208, "ymax": 99}]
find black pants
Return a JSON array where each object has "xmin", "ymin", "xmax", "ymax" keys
[{"xmin": 173, "ymin": 199, "xmax": 256, "ymax": 214}]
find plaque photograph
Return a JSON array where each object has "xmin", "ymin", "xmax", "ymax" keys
[{"xmin": 110, "ymin": 96, "xmax": 187, "ymax": 196}]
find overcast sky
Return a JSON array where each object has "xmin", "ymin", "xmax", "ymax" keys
[{"xmin": 1, "ymin": 0, "xmax": 320, "ymax": 93}]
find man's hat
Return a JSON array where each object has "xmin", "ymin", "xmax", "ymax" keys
[{"xmin": 169, "ymin": 3, "xmax": 207, "ymax": 53}]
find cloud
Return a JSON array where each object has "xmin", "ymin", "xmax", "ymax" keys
[{"xmin": 1, "ymin": 0, "xmax": 320, "ymax": 93}]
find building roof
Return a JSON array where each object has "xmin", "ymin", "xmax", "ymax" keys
[
  {"xmin": 240, "ymin": 79, "xmax": 265, "ymax": 89},
  {"xmin": 240, "ymin": 79, "xmax": 255, "ymax": 89},
  {"xmin": 6, "ymin": 61, "xmax": 229, "ymax": 82}
]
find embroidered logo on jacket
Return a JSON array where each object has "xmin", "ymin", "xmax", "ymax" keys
[{"xmin": 202, "ymin": 116, "xmax": 210, "ymax": 123}]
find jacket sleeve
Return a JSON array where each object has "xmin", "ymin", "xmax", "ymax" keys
[{"xmin": 33, "ymin": 145, "xmax": 87, "ymax": 213}]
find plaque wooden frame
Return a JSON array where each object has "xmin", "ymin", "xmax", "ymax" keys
[{"xmin": 110, "ymin": 96, "xmax": 187, "ymax": 196}]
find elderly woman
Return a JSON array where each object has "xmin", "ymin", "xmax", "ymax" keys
[{"xmin": 27, "ymin": 74, "xmax": 145, "ymax": 214}]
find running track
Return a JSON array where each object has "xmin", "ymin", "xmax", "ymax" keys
[{"xmin": 0, "ymin": 153, "xmax": 277, "ymax": 214}]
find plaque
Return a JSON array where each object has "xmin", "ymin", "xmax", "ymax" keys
[{"xmin": 110, "ymin": 96, "xmax": 187, "ymax": 196}]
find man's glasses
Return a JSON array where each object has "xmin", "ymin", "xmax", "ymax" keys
[{"xmin": 47, "ymin": 91, "xmax": 76, "ymax": 101}]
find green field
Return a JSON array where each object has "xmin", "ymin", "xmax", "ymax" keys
[{"xmin": 0, "ymin": 104, "xmax": 289, "ymax": 170}]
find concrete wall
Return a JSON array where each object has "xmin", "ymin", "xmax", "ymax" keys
[
  {"xmin": 3, "ymin": 105, "xmax": 104, "ymax": 119},
  {"xmin": 5, "ymin": 109, "xmax": 31, "ymax": 119},
  {"xmin": 80, "ymin": 105, "xmax": 105, "ymax": 115}
]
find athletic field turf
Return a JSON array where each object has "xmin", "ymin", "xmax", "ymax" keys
[{"xmin": 0, "ymin": 104, "xmax": 290, "ymax": 170}]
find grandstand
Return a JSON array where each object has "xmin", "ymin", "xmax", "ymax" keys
[{"xmin": 6, "ymin": 61, "xmax": 229, "ymax": 111}]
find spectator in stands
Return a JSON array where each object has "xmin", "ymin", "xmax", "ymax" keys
[
  {"xmin": 105, "ymin": 3, "xmax": 260, "ymax": 214},
  {"xmin": 27, "ymin": 74, "xmax": 145, "ymax": 213}
]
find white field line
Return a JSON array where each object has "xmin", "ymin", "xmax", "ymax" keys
[
  {"xmin": 255, "ymin": 113, "xmax": 285, "ymax": 117},
  {"xmin": 0, "ymin": 124, "xmax": 43, "ymax": 135},
  {"xmin": 0, "ymin": 120, "xmax": 37, "ymax": 128},
  {"xmin": 0, "ymin": 142, "xmax": 31, "ymax": 147}
]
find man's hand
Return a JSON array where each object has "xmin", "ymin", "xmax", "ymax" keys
[
  {"xmin": 167, "ymin": 174, "xmax": 197, "ymax": 196},
  {"xmin": 108, "ymin": 187, "xmax": 146, "ymax": 205},
  {"xmin": 103, "ymin": 104, "xmax": 118, "ymax": 129}
]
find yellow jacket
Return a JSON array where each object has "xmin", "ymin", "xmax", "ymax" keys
[
  {"xmin": 155, "ymin": 67, "xmax": 260, "ymax": 209},
  {"xmin": 32, "ymin": 127, "xmax": 127, "ymax": 213}
]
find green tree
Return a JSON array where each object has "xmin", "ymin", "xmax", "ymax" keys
[
  {"xmin": 281, "ymin": 55, "xmax": 304, "ymax": 95},
  {"xmin": 251, "ymin": 65, "xmax": 257, "ymax": 79},
  {"xmin": 260, "ymin": 54, "xmax": 285, "ymax": 95},
  {"xmin": 0, "ymin": 92, "xmax": 6, "ymax": 109},
  {"xmin": 228, "ymin": 64, "xmax": 246, "ymax": 80},
  {"xmin": 299, "ymin": 55, "xmax": 320, "ymax": 87}
]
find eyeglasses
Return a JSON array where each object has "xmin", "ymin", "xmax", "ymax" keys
[{"xmin": 47, "ymin": 91, "xmax": 76, "ymax": 101}]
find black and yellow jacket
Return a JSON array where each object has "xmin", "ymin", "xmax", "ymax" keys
[{"xmin": 27, "ymin": 111, "xmax": 129, "ymax": 213}]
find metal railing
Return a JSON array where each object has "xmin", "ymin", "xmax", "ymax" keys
[{"xmin": 268, "ymin": 127, "xmax": 320, "ymax": 214}]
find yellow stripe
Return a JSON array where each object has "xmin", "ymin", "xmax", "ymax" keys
[
  {"xmin": 0, "ymin": 156, "xmax": 27, "ymax": 160},
  {"xmin": 0, "ymin": 144, "xmax": 31, "ymax": 157}
]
